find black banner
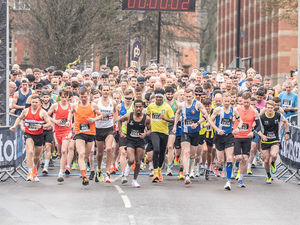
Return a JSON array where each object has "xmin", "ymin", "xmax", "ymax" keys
[
  {"xmin": 280, "ymin": 126, "xmax": 300, "ymax": 170},
  {"xmin": 0, "ymin": 0, "xmax": 8, "ymax": 126}
]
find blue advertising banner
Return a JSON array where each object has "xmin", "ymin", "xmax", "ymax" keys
[
  {"xmin": 131, "ymin": 40, "xmax": 142, "ymax": 67},
  {"xmin": 0, "ymin": 117, "xmax": 25, "ymax": 169}
]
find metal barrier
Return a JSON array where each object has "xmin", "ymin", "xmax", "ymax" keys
[
  {"xmin": 277, "ymin": 123, "xmax": 300, "ymax": 183},
  {"xmin": 0, "ymin": 114, "xmax": 27, "ymax": 182}
]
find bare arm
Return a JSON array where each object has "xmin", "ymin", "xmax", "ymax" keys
[
  {"xmin": 41, "ymin": 110, "xmax": 52, "ymax": 129},
  {"xmin": 172, "ymin": 103, "xmax": 182, "ymax": 133},
  {"xmin": 12, "ymin": 92, "xmax": 24, "ymax": 110},
  {"xmin": 206, "ymin": 107, "xmax": 223, "ymax": 134},
  {"xmin": 89, "ymin": 103, "xmax": 105, "ymax": 123},
  {"xmin": 140, "ymin": 116, "xmax": 151, "ymax": 139},
  {"xmin": 47, "ymin": 103, "xmax": 59, "ymax": 124},
  {"xmin": 118, "ymin": 113, "xmax": 130, "ymax": 137},
  {"xmin": 10, "ymin": 109, "xmax": 27, "ymax": 131}
]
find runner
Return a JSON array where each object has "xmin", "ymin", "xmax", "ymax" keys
[
  {"xmin": 147, "ymin": 88, "xmax": 174, "ymax": 183},
  {"xmin": 258, "ymin": 100, "xmax": 290, "ymax": 184},
  {"xmin": 117, "ymin": 89, "xmax": 134, "ymax": 184},
  {"xmin": 201, "ymin": 97, "xmax": 214, "ymax": 180},
  {"xmin": 47, "ymin": 89, "xmax": 73, "ymax": 182},
  {"xmin": 210, "ymin": 93, "xmax": 242, "ymax": 190},
  {"xmin": 40, "ymin": 91, "xmax": 53, "ymax": 175},
  {"xmin": 173, "ymin": 88, "xmax": 217, "ymax": 184},
  {"xmin": 233, "ymin": 92, "xmax": 260, "ymax": 187},
  {"xmin": 69, "ymin": 86, "xmax": 104, "ymax": 185},
  {"xmin": 164, "ymin": 86, "xmax": 177, "ymax": 176},
  {"xmin": 12, "ymin": 78, "xmax": 32, "ymax": 115},
  {"xmin": 279, "ymin": 81, "xmax": 298, "ymax": 118},
  {"xmin": 118, "ymin": 100, "xmax": 151, "ymax": 187},
  {"xmin": 94, "ymin": 84, "xmax": 117, "ymax": 183},
  {"xmin": 10, "ymin": 95, "xmax": 51, "ymax": 182}
]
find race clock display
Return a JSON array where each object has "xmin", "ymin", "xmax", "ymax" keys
[{"xmin": 122, "ymin": 0, "xmax": 196, "ymax": 12}]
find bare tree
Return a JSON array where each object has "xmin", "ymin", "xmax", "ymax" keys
[
  {"xmin": 12, "ymin": 0, "xmax": 214, "ymax": 69},
  {"xmin": 263, "ymin": 0, "xmax": 298, "ymax": 26}
]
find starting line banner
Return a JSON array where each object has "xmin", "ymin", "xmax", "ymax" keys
[
  {"xmin": 280, "ymin": 125, "xmax": 300, "ymax": 170},
  {"xmin": 0, "ymin": 117, "xmax": 25, "ymax": 169}
]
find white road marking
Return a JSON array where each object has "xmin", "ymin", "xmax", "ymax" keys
[
  {"xmin": 111, "ymin": 175, "xmax": 121, "ymax": 183},
  {"xmin": 121, "ymin": 195, "xmax": 132, "ymax": 208},
  {"xmin": 114, "ymin": 185, "xmax": 124, "ymax": 194},
  {"xmin": 128, "ymin": 215, "xmax": 136, "ymax": 225}
]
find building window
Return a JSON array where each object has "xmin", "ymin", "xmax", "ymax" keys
[{"xmin": 13, "ymin": 0, "xmax": 29, "ymax": 10}]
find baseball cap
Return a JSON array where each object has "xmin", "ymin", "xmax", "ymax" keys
[
  {"xmin": 11, "ymin": 70, "xmax": 18, "ymax": 75},
  {"xmin": 216, "ymin": 75, "xmax": 224, "ymax": 83},
  {"xmin": 137, "ymin": 76, "xmax": 145, "ymax": 84},
  {"xmin": 83, "ymin": 70, "xmax": 91, "ymax": 76},
  {"xmin": 91, "ymin": 72, "xmax": 99, "ymax": 78},
  {"xmin": 21, "ymin": 78, "xmax": 29, "ymax": 83},
  {"xmin": 101, "ymin": 73, "xmax": 109, "ymax": 78}
]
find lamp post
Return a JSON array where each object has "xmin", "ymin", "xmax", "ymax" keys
[
  {"xmin": 157, "ymin": 12, "xmax": 161, "ymax": 64},
  {"xmin": 290, "ymin": 2, "xmax": 299, "ymax": 187},
  {"xmin": 236, "ymin": 0, "xmax": 241, "ymax": 69}
]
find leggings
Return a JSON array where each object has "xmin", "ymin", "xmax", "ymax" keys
[{"xmin": 151, "ymin": 132, "xmax": 168, "ymax": 169}]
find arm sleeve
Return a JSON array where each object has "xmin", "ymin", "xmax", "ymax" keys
[{"xmin": 254, "ymin": 119, "xmax": 261, "ymax": 132}]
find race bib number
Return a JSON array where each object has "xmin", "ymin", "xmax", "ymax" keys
[
  {"xmin": 130, "ymin": 130, "xmax": 140, "ymax": 138},
  {"xmin": 185, "ymin": 119, "xmax": 194, "ymax": 126},
  {"xmin": 152, "ymin": 113, "xmax": 161, "ymax": 121},
  {"xmin": 221, "ymin": 118, "xmax": 231, "ymax": 127},
  {"xmin": 267, "ymin": 131, "xmax": 276, "ymax": 139},
  {"xmin": 240, "ymin": 123, "xmax": 249, "ymax": 131},
  {"xmin": 28, "ymin": 123, "xmax": 38, "ymax": 131},
  {"xmin": 80, "ymin": 124, "xmax": 90, "ymax": 132},
  {"xmin": 282, "ymin": 100, "xmax": 292, "ymax": 108},
  {"xmin": 101, "ymin": 116, "xmax": 110, "ymax": 121},
  {"xmin": 59, "ymin": 118, "xmax": 68, "ymax": 127}
]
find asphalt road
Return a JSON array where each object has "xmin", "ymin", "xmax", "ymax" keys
[{"xmin": 1, "ymin": 165, "xmax": 300, "ymax": 225}]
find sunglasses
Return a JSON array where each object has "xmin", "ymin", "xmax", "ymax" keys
[{"xmin": 125, "ymin": 97, "xmax": 133, "ymax": 100}]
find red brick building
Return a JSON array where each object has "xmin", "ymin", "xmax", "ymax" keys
[{"xmin": 217, "ymin": 0, "xmax": 298, "ymax": 84}]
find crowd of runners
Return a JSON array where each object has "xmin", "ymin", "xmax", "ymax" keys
[{"xmin": 8, "ymin": 63, "xmax": 298, "ymax": 190}]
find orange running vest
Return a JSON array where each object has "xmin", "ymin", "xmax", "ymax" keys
[
  {"xmin": 74, "ymin": 103, "xmax": 96, "ymax": 135},
  {"xmin": 234, "ymin": 106, "xmax": 255, "ymax": 138}
]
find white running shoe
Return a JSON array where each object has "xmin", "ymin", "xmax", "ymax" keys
[
  {"xmin": 167, "ymin": 167, "xmax": 173, "ymax": 176},
  {"xmin": 140, "ymin": 162, "xmax": 146, "ymax": 171},
  {"xmin": 190, "ymin": 170, "xmax": 195, "ymax": 179},
  {"xmin": 224, "ymin": 181, "xmax": 231, "ymax": 190},
  {"xmin": 124, "ymin": 164, "xmax": 130, "ymax": 177},
  {"xmin": 33, "ymin": 176, "xmax": 40, "ymax": 182},
  {"xmin": 132, "ymin": 179, "xmax": 141, "ymax": 188},
  {"xmin": 121, "ymin": 176, "xmax": 128, "ymax": 184}
]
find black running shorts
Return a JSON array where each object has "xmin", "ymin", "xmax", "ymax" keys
[
  {"xmin": 234, "ymin": 138, "xmax": 251, "ymax": 156},
  {"xmin": 181, "ymin": 132, "xmax": 199, "ymax": 147},
  {"xmin": 95, "ymin": 127, "xmax": 114, "ymax": 142},
  {"xmin": 73, "ymin": 133, "xmax": 95, "ymax": 143},
  {"xmin": 214, "ymin": 133, "xmax": 235, "ymax": 151},
  {"xmin": 25, "ymin": 133, "xmax": 44, "ymax": 147}
]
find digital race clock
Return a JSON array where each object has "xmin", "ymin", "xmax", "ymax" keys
[{"xmin": 122, "ymin": 0, "xmax": 196, "ymax": 12}]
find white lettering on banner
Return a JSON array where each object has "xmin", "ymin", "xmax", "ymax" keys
[
  {"xmin": 0, "ymin": 134, "xmax": 3, "ymax": 161},
  {"xmin": 3, "ymin": 140, "xmax": 14, "ymax": 162},
  {"xmin": 0, "ymin": 133, "xmax": 18, "ymax": 163},
  {"xmin": 282, "ymin": 139, "xmax": 300, "ymax": 164}
]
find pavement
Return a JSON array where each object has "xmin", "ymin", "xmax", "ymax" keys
[{"xmin": 1, "ymin": 165, "xmax": 300, "ymax": 225}]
